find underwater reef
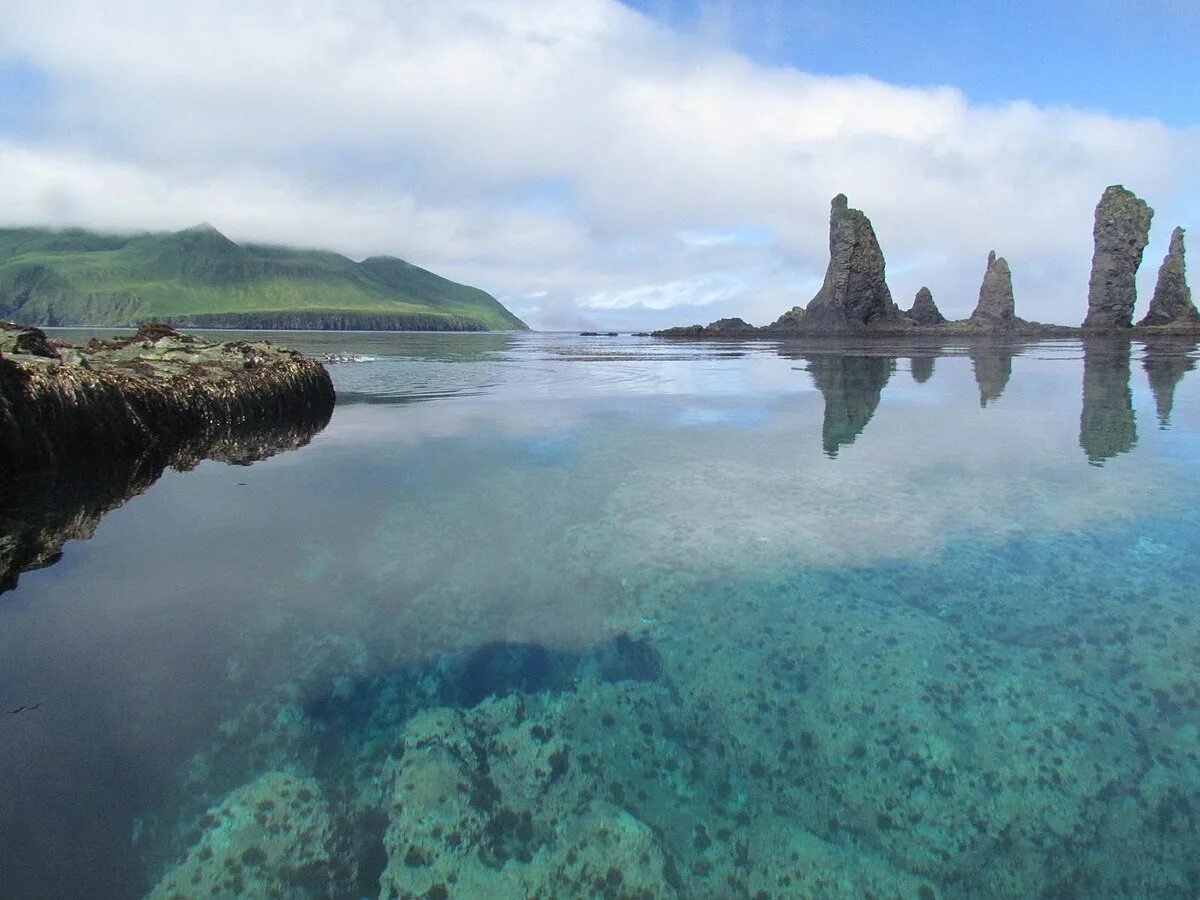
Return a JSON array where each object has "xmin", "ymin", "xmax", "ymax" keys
[{"xmin": 0, "ymin": 322, "xmax": 334, "ymax": 479}]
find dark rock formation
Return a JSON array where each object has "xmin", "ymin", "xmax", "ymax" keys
[
  {"xmin": 1084, "ymin": 185, "xmax": 1153, "ymax": 329},
  {"xmin": 1079, "ymin": 340, "xmax": 1137, "ymax": 463},
  {"xmin": 905, "ymin": 287, "xmax": 945, "ymax": 326},
  {"xmin": 798, "ymin": 195, "xmax": 904, "ymax": 332},
  {"xmin": 1138, "ymin": 227, "xmax": 1197, "ymax": 327},
  {"xmin": 800, "ymin": 353, "xmax": 896, "ymax": 457},
  {"xmin": 971, "ymin": 252, "xmax": 1016, "ymax": 323},
  {"xmin": 653, "ymin": 317, "xmax": 758, "ymax": 338},
  {"xmin": 970, "ymin": 342, "xmax": 1020, "ymax": 407},
  {"xmin": 0, "ymin": 323, "xmax": 335, "ymax": 478},
  {"xmin": 766, "ymin": 306, "xmax": 807, "ymax": 332},
  {"xmin": 1142, "ymin": 339, "xmax": 1197, "ymax": 427},
  {"xmin": 910, "ymin": 355, "xmax": 935, "ymax": 384}
]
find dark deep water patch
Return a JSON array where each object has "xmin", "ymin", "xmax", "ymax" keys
[{"xmin": 2, "ymin": 332, "xmax": 1200, "ymax": 898}]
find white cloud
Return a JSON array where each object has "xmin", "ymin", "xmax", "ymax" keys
[{"xmin": 0, "ymin": 0, "xmax": 1196, "ymax": 329}]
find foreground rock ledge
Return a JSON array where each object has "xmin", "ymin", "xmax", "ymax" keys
[{"xmin": 0, "ymin": 322, "xmax": 335, "ymax": 478}]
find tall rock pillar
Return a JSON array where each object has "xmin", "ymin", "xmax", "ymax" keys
[{"xmin": 1083, "ymin": 185, "xmax": 1153, "ymax": 329}]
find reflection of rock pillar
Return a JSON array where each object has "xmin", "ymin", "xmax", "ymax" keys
[
  {"xmin": 910, "ymin": 356, "xmax": 934, "ymax": 384},
  {"xmin": 1142, "ymin": 340, "xmax": 1197, "ymax": 428},
  {"xmin": 805, "ymin": 354, "xmax": 896, "ymax": 457},
  {"xmin": 1080, "ymin": 340, "xmax": 1137, "ymax": 464},
  {"xmin": 969, "ymin": 343, "xmax": 1017, "ymax": 407}
]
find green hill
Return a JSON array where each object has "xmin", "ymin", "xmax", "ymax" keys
[{"xmin": 0, "ymin": 224, "xmax": 528, "ymax": 331}]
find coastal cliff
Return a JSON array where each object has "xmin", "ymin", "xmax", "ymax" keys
[{"xmin": 0, "ymin": 322, "xmax": 335, "ymax": 478}]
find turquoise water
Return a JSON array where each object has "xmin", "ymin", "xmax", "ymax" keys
[{"xmin": 1, "ymin": 332, "xmax": 1199, "ymax": 898}]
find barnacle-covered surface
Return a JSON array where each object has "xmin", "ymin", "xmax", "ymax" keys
[{"xmin": 0, "ymin": 321, "xmax": 335, "ymax": 478}]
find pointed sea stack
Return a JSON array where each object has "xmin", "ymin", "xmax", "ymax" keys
[
  {"xmin": 905, "ymin": 287, "xmax": 945, "ymax": 326},
  {"xmin": 970, "ymin": 251, "xmax": 1016, "ymax": 324},
  {"xmin": 798, "ymin": 194, "xmax": 904, "ymax": 332},
  {"xmin": 1083, "ymin": 185, "xmax": 1153, "ymax": 329},
  {"xmin": 1138, "ymin": 227, "xmax": 1197, "ymax": 327}
]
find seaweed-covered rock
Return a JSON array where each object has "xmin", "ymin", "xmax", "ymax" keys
[
  {"xmin": 971, "ymin": 251, "xmax": 1016, "ymax": 324},
  {"xmin": 376, "ymin": 703, "xmax": 677, "ymax": 899},
  {"xmin": 0, "ymin": 322, "xmax": 60, "ymax": 359},
  {"xmin": 798, "ymin": 194, "xmax": 904, "ymax": 332},
  {"xmin": 1084, "ymin": 185, "xmax": 1153, "ymax": 329},
  {"xmin": 905, "ymin": 287, "xmax": 946, "ymax": 326},
  {"xmin": 146, "ymin": 772, "xmax": 350, "ymax": 899},
  {"xmin": 1138, "ymin": 227, "xmax": 1197, "ymax": 327},
  {"xmin": 0, "ymin": 323, "xmax": 334, "ymax": 477}
]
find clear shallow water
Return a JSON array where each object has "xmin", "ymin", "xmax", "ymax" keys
[{"xmin": 2, "ymin": 332, "xmax": 1199, "ymax": 898}]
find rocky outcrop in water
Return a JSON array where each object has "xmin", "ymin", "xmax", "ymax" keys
[
  {"xmin": 797, "ymin": 195, "xmax": 904, "ymax": 332},
  {"xmin": 1084, "ymin": 185, "xmax": 1154, "ymax": 329},
  {"xmin": 905, "ymin": 287, "xmax": 945, "ymax": 326},
  {"xmin": 0, "ymin": 323, "xmax": 334, "ymax": 478},
  {"xmin": 147, "ymin": 772, "xmax": 351, "ymax": 899},
  {"xmin": 652, "ymin": 317, "xmax": 758, "ymax": 338},
  {"xmin": 1138, "ymin": 227, "xmax": 1197, "ymax": 328},
  {"xmin": 766, "ymin": 305, "xmax": 807, "ymax": 332},
  {"xmin": 971, "ymin": 252, "xmax": 1016, "ymax": 324}
]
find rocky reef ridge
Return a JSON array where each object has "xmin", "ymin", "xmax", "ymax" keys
[{"xmin": 0, "ymin": 322, "xmax": 334, "ymax": 478}]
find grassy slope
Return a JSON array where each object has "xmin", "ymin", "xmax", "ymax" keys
[{"xmin": 0, "ymin": 224, "xmax": 527, "ymax": 330}]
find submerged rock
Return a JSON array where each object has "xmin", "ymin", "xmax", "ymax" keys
[
  {"xmin": 146, "ymin": 772, "xmax": 350, "ymax": 899},
  {"xmin": 905, "ymin": 287, "xmax": 946, "ymax": 326},
  {"xmin": 796, "ymin": 194, "xmax": 904, "ymax": 332},
  {"xmin": 1084, "ymin": 185, "xmax": 1154, "ymax": 329},
  {"xmin": 0, "ymin": 322, "xmax": 334, "ymax": 478},
  {"xmin": 1138, "ymin": 227, "xmax": 1197, "ymax": 327},
  {"xmin": 970, "ymin": 251, "xmax": 1016, "ymax": 324}
]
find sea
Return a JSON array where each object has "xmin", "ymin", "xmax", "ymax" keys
[{"xmin": 1, "ymin": 330, "xmax": 1198, "ymax": 898}]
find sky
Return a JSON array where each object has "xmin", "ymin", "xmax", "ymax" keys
[{"xmin": 0, "ymin": 0, "xmax": 1197, "ymax": 330}]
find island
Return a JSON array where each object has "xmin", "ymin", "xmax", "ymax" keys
[{"xmin": 0, "ymin": 224, "xmax": 527, "ymax": 331}]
